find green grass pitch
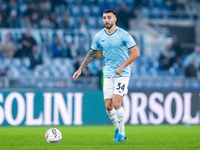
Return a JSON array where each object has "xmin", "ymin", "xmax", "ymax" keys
[{"xmin": 0, "ymin": 125, "xmax": 200, "ymax": 150}]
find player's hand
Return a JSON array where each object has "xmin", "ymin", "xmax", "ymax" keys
[
  {"xmin": 115, "ymin": 66, "xmax": 123, "ymax": 75},
  {"xmin": 72, "ymin": 69, "xmax": 82, "ymax": 81}
]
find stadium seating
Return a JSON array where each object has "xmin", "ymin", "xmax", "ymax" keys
[{"xmin": 0, "ymin": 0, "xmax": 199, "ymax": 89}]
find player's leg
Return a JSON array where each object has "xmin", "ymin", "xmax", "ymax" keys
[
  {"xmin": 112, "ymin": 94, "xmax": 125, "ymax": 135},
  {"xmin": 104, "ymin": 98, "xmax": 119, "ymax": 141},
  {"xmin": 113, "ymin": 77, "xmax": 129, "ymax": 142},
  {"xmin": 113, "ymin": 95, "xmax": 126, "ymax": 142},
  {"xmin": 104, "ymin": 98, "xmax": 118, "ymax": 129},
  {"xmin": 103, "ymin": 78, "xmax": 119, "ymax": 141}
]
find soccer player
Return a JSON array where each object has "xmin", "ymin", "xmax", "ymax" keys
[{"xmin": 72, "ymin": 9, "xmax": 140, "ymax": 142}]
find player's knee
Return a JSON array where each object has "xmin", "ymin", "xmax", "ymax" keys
[
  {"xmin": 104, "ymin": 98, "xmax": 113, "ymax": 111},
  {"xmin": 105, "ymin": 105, "xmax": 113, "ymax": 111}
]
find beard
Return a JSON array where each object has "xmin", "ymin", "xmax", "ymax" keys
[{"xmin": 104, "ymin": 22, "xmax": 114, "ymax": 29}]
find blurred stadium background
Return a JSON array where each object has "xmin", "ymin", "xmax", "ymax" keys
[{"xmin": 0, "ymin": 0, "xmax": 200, "ymax": 127}]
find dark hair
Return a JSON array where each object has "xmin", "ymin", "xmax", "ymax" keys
[{"xmin": 103, "ymin": 9, "xmax": 116, "ymax": 16}]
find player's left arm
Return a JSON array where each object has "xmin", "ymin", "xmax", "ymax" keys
[{"xmin": 115, "ymin": 46, "xmax": 140, "ymax": 75}]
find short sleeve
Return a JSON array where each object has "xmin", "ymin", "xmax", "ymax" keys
[
  {"xmin": 91, "ymin": 34, "xmax": 100, "ymax": 50},
  {"xmin": 123, "ymin": 32, "xmax": 136, "ymax": 49}
]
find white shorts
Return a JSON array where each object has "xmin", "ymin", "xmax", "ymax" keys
[{"xmin": 103, "ymin": 77, "xmax": 130, "ymax": 99}]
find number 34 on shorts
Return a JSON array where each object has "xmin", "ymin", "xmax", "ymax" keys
[
  {"xmin": 103, "ymin": 77, "xmax": 129, "ymax": 99},
  {"xmin": 114, "ymin": 77, "xmax": 129, "ymax": 96},
  {"xmin": 116, "ymin": 83, "xmax": 125, "ymax": 93}
]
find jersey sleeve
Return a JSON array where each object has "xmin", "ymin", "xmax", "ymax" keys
[
  {"xmin": 91, "ymin": 33, "xmax": 100, "ymax": 51},
  {"xmin": 123, "ymin": 31, "xmax": 136, "ymax": 49}
]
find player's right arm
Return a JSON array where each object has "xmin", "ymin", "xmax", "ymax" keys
[{"xmin": 72, "ymin": 49, "xmax": 97, "ymax": 81}]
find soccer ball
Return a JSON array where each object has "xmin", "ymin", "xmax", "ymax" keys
[{"xmin": 45, "ymin": 128, "xmax": 62, "ymax": 143}]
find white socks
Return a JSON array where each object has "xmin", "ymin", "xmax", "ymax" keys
[
  {"xmin": 107, "ymin": 107, "xmax": 125, "ymax": 135},
  {"xmin": 115, "ymin": 107, "xmax": 125, "ymax": 135},
  {"xmin": 106, "ymin": 108, "xmax": 118, "ymax": 129}
]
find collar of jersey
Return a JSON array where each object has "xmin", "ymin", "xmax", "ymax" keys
[{"xmin": 104, "ymin": 27, "xmax": 118, "ymax": 36}]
